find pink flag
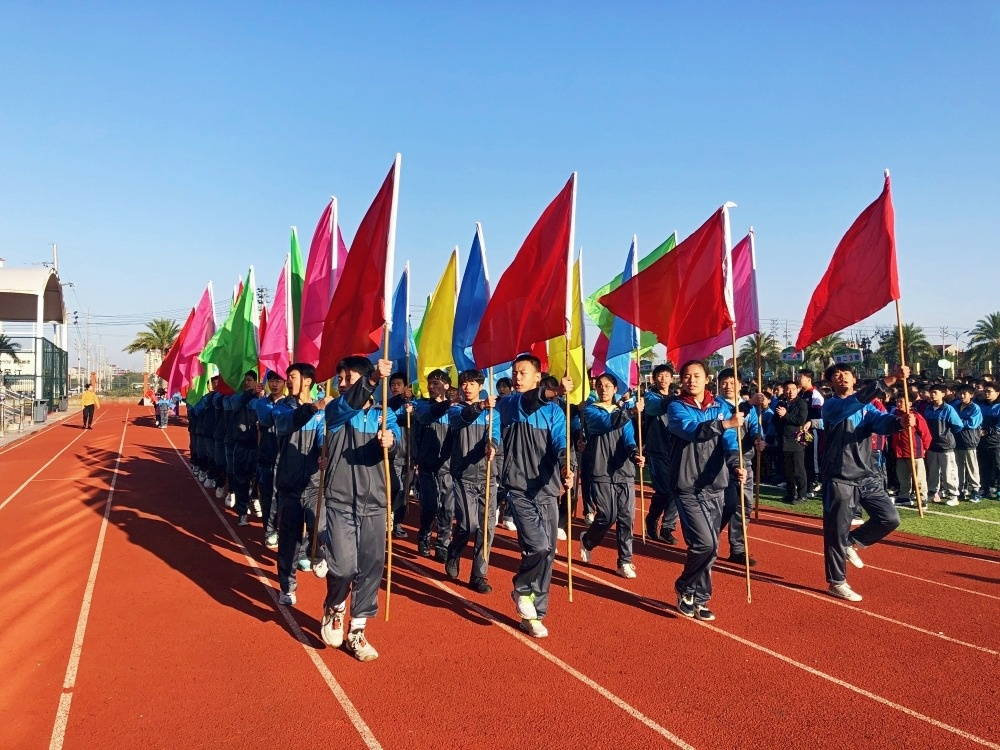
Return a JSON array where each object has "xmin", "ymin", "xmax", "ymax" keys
[
  {"xmin": 670, "ymin": 231, "xmax": 759, "ymax": 363},
  {"xmin": 259, "ymin": 257, "xmax": 291, "ymax": 379},
  {"xmin": 174, "ymin": 284, "xmax": 217, "ymax": 392},
  {"xmin": 295, "ymin": 198, "xmax": 339, "ymax": 365}
]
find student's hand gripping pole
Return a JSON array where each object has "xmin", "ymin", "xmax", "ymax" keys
[{"xmin": 310, "ymin": 380, "xmax": 332, "ymax": 575}]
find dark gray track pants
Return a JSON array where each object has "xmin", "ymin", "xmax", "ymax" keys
[
  {"xmin": 674, "ymin": 488, "xmax": 724, "ymax": 606},
  {"xmin": 319, "ymin": 504, "xmax": 387, "ymax": 619},
  {"xmin": 507, "ymin": 488, "xmax": 559, "ymax": 619},
  {"xmin": 822, "ymin": 475, "xmax": 900, "ymax": 584},
  {"xmin": 448, "ymin": 479, "xmax": 497, "ymax": 580},
  {"xmin": 581, "ymin": 480, "xmax": 634, "ymax": 566}
]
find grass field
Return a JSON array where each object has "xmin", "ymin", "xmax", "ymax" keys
[{"xmin": 755, "ymin": 485, "xmax": 1000, "ymax": 551}]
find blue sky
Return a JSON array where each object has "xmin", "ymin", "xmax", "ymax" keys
[{"xmin": 1, "ymin": 2, "xmax": 998, "ymax": 369}]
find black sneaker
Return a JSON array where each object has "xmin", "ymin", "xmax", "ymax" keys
[
  {"xmin": 393, "ymin": 524, "xmax": 408, "ymax": 539},
  {"xmin": 645, "ymin": 523, "xmax": 658, "ymax": 540},
  {"xmin": 677, "ymin": 593, "xmax": 696, "ymax": 618},
  {"xmin": 445, "ymin": 557, "xmax": 459, "ymax": 580},
  {"xmin": 695, "ymin": 606, "xmax": 716, "ymax": 621},
  {"xmin": 469, "ymin": 577, "xmax": 493, "ymax": 594},
  {"xmin": 434, "ymin": 547, "xmax": 447, "ymax": 562},
  {"xmin": 417, "ymin": 539, "xmax": 432, "ymax": 557},
  {"xmin": 728, "ymin": 552, "xmax": 757, "ymax": 568},
  {"xmin": 660, "ymin": 530, "xmax": 677, "ymax": 545}
]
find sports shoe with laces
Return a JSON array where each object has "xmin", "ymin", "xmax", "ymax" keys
[
  {"xmin": 278, "ymin": 590, "xmax": 296, "ymax": 606},
  {"xmin": 237, "ymin": 513, "xmax": 250, "ymax": 527},
  {"xmin": 204, "ymin": 479, "xmax": 216, "ymax": 489},
  {"xmin": 844, "ymin": 544, "xmax": 864, "ymax": 569},
  {"xmin": 417, "ymin": 539, "xmax": 432, "ymax": 557},
  {"xmin": 512, "ymin": 591, "xmax": 537, "ymax": 620},
  {"xmin": 519, "ymin": 618, "xmax": 548, "ymax": 638},
  {"xmin": 694, "ymin": 605, "xmax": 715, "ymax": 621},
  {"xmin": 320, "ymin": 607, "xmax": 345, "ymax": 648},
  {"xmin": 660, "ymin": 529, "xmax": 677, "ymax": 545},
  {"xmin": 225, "ymin": 493, "xmax": 236, "ymax": 509},
  {"xmin": 617, "ymin": 562, "xmax": 637, "ymax": 579},
  {"xmin": 345, "ymin": 629, "xmax": 379, "ymax": 661},
  {"xmin": 578, "ymin": 532, "xmax": 591, "ymax": 563},
  {"xmin": 969, "ymin": 492, "xmax": 982, "ymax": 504},
  {"xmin": 677, "ymin": 592, "xmax": 696, "ymax": 618},
  {"xmin": 556, "ymin": 527, "xmax": 567, "ymax": 541},
  {"xmin": 828, "ymin": 582, "xmax": 862, "ymax": 602},
  {"xmin": 945, "ymin": 495, "xmax": 960, "ymax": 507},
  {"xmin": 392, "ymin": 524, "xmax": 408, "ymax": 539},
  {"xmin": 296, "ymin": 558, "xmax": 312, "ymax": 572},
  {"xmin": 728, "ymin": 552, "xmax": 757, "ymax": 567},
  {"xmin": 502, "ymin": 518, "xmax": 517, "ymax": 531},
  {"xmin": 251, "ymin": 498, "xmax": 262, "ymax": 518},
  {"xmin": 469, "ymin": 577, "xmax": 493, "ymax": 594},
  {"xmin": 445, "ymin": 557, "xmax": 460, "ymax": 580},
  {"xmin": 264, "ymin": 532, "xmax": 278, "ymax": 550}
]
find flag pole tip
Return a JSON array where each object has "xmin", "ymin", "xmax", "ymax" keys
[
  {"xmin": 724, "ymin": 201, "xmax": 737, "ymax": 209},
  {"xmin": 884, "ymin": 168, "xmax": 891, "ymax": 178}
]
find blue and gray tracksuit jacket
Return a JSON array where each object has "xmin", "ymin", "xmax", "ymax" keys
[
  {"xmin": 412, "ymin": 398, "xmax": 452, "ymax": 474},
  {"xmin": 820, "ymin": 380, "xmax": 901, "ymax": 484},
  {"xmin": 666, "ymin": 395, "xmax": 738, "ymax": 493},
  {"xmin": 226, "ymin": 390, "xmax": 259, "ymax": 449},
  {"xmin": 981, "ymin": 400, "xmax": 1000, "ymax": 448},
  {"xmin": 254, "ymin": 395, "xmax": 284, "ymax": 467},
  {"xmin": 497, "ymin": 388, "xmax": 570, "ymax": 496},
  {"xmin": 448, "ymin": 401, "xmax": 501, "ymax": 483},
  {"xmin": 580, "ymin": 402, "xmax": 638, "ymax": 484},
  {"xmin": 953, "ymin": 401, "xmax": 983, "ymax": 450},
  {"xmin": 923, "ymin": 402, "xmax": 963, "ymax": 453},
  {"xmin": 642, "ymin": 390, "xmax": 675, "ymax": 458},
  {"xmin": 270, "ymin": 396, "xmax": 325, "ymax": 494}
]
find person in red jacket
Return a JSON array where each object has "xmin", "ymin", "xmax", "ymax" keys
[{"xmin": 890, "ymin": 396, "xmax": 932, "ymax": 506}]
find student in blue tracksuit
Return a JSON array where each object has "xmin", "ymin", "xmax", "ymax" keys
[
  {"xmin": 270, "ymin": 362, "xmax": 330, "ymax": 607},
  {"xmin": 410, "ymin": 369, "xmax": 454, "ymax": 559},
  {"xmin": 953, "ymin": 385, "xmax": 983, "ymax": 501},
  {"xmin": 316, "ymin": 356, "xmax": 397, "ymax": 662},
  {"xmin": 578, "ymin": 372, "xmax": 645, "ymax": 578},
  {"xmin": 155, "ymin": 390, "xmax": 171, "ymax": 428},
  {"xmin": 387, "ymin": 371, "xmax": 413, "ymax": 538},
  {"xmin": 667, "ymin": 360, "xmax": 746, "ymax": 621},
  {"xmin": 821, "ymin": 363, "xmax": 911, "ymax": 602},
  {"xmin": 445, "ymin": 369, "xmax": 501, "ymax": 593},
  {"xmin": 498, "ymin": 354, "xmax": 574, "ymax": 639},
  {"xmin": 254, "ymin": 371, "xmax": 287, "ymax": 549},
  {"xmin": 979, "ymin": 382, "xmax": 1000, "ymax": 497},
  {"xmin": 923, "ymin": 384, "xmax": 964, "ymax": 505},
  {"xmin": 227, "ymin": 370, "xmax": 260, "ymax": 527},
  {"xmin": 643, "ymin": 364, "xmax": 679, "ymax": 544}
]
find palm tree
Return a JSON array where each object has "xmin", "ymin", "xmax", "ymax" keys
[
  {"xmin": 875, "ymin": 323, "xmax": 935, "ymax": 369},
  {"xmin": 805, "ymin": 334, "xmax": 845, "ymax": 369},
  {"xmin": 965, "ymin": 312, "xmax": 1000, "ymax": 374},
  {"xmin": 737, "ymin": 333, "xmax": 781, "ymax": 376},
  {"xmin": 124, "ymin": 319, "xmax": 180, "ymax": 360},
  {"xmin": 0, "ymin": 333, "xmax": 22, "ymax": 364}
]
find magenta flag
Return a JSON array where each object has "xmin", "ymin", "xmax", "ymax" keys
[
  {"xmin": 259, "ymin": 256, "xmax": 291, "ymax": 379},
  {"xmin": 295, "ymin": 198, "xmax": 337, "ymax": 365},
  {"xmin": 174, "ymin": 284, "xmax": 217, "ymax": 392},
  {"xmin": 670, "ymin": 232, "xmax": 759, "ymax": 364}
]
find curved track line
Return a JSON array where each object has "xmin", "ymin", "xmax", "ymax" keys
[
  {"xmin": 0, "ymin": 412, "xmax": 108, "ymax": 512},
  {"xmin": 750, "ymin": 535, "xmax": 1000, "ymax": 601},
  {"xmin": 562, "ymin": 561, "xmax": 1000, "ymax": 750},
  {"xmin": 394, "ymin": 557, "xmax": 697, "ymax": 750},
  {"xmin": 48, "ymin": 411, "xmax": 128, "ymax": 750},
  {"xmin": 163, "ymin": 433, "xmax": 383, "ymax": 750}
]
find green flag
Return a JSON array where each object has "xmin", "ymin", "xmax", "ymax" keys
[
  {"xmin": 290, "ymin": 227, "xmax": 305, "ymax": 352},
  {"xmin": 200, "ymin": 267, "xmax": 259, "ymax": 391},
  {"xmin": 584, "ymin": 232, "xmax": 677, "ymax": 354}
]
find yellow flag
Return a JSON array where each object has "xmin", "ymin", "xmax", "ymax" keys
[
  {"xmin": 416, "ymin": 248, "xmax": 459, "ymax": 393},
  {"xmin": 549, "ymin": 254, "xmax": 590, "ymax": 405}
]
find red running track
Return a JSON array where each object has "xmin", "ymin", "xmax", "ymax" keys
[{"xmin": 1, "ymin": 405, "xmax": 998, "ymax": 749}]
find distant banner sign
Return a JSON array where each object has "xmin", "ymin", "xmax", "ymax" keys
[
  {"xmin": 764, "ymin": 370, "xmax": 775, "ymax": 378},
  {"xmin": 639, "ymin": 360, "xmax": 653, "ymax": 374},
  {"xmin": 833, "ymin": 350, "xmax": 864, "ymax": 364},
  {"xmin": 706, "ymin": 355, "xmax": 725, "ymax": 368},
  {"xmin": 780, "ymin": 348, "xmax": 804, "ymax": 362}
]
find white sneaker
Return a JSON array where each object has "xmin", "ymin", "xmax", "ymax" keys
[
  {"xmin": 556, "ymin": 527, "xmax": 567, "ymax": 541},
  {"xmin": 204, "ymin": 479, "xmax": 216, "ymax": 489},
  {"xmin": 828, "ymin": 582, "xmax": 862, "ymax": 602},
  {"xmin": 850, "ymin": 518, "xmax": 863, "ymax": 527},
  {"xmin": 945, "ymin": 496, "xmax": 960, "ymax": 507},
  {"xmin": 215, "ymin": 486, "xmax": 226, "ymax": 500},
  {"xmin": 617, "ymin": 562, "xmax": 637, "ymax": 579},
  {"xmin": 320, "ymin": 607, "xmax": 345, "ymax": 648},
  {"xmin": 519, "ymin": 618, "xmax": 548, "ymax": 638},
  {"xmin": 225, "ymin": 492, "xmax": 236, "ymax": 508},
  {"xmin": 278, "ymin": 591, "xmax": 296, "ymax": 606},
  {"xmin": 312, "ymin": 558, "xmax": 328, "ymax": 578},
  {"xmin": 251, "ymin": 498, "xmax": 262, "ymax": 518},
  {"xmin": 512, "ymin": 592, "xmax": 537, "ymax": 620},
  {"xmin": 578, "ymin": 532, "xmax": 591, "ymax": 563},
  {"xmin": 845, "ymin": 544, "xmax": 864, "ymax": 569},
  {"xmin": 345, "ymin": 629, "xmax": 379, "ymax": 661},
  {"xmin": 502, "ymin": 519, "xmax": 517, "ymax": 531},
  {"xmin": 584, "ymin": 512, "xmax": 595, "ymax": 524},
  {"xmin": 495, "ymin": 508, "xmax": 500, "ymax": 526}
]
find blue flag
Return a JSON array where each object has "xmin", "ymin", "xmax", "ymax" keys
[
  {"xmin": 605, "ymin": 236, "xmax": 639, "ymax": 395},
  {"xmin": 453, "ymin": 224, "xmax": 491, "ymax": 372},
  {"xmin": 371, "ymin": 263, "xmax": 417, "ymax": 382}
]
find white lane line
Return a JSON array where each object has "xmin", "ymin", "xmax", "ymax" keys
[
  {"xmin": 0, "ymin": 410, "xmax": 80, "ymax": 456},
  {"xmin": 561, "ymin": 561, "xmax": 1000, "ymax": 750},
  {"xmin": 394, "ymin": 557, "xmax": 696, "ymax": 750},
  {"xmin": 48, "ymin": 411, "xmax": 128, "ymax": 750},
  {"xmin": 897, "ymin": 505, "xmax": 1000, "ymax": 525},
  {"xmin": 1, "ymin": 412, "xmax": 108, "ymax": 512},
  {"xmin": 163, "ymin": 434, "xmax": 383, "ymax": 750},
  {"xmin": 750, "ymin": 535, "xmax": 1000, "ymax": 602}
]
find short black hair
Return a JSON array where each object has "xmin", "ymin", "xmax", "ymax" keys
[
  {"xmin": 513, "ymin": 354, "xmax": 542, "ymax": 372},
  {"xmin": 244, "ymin": 370, "xmax": 258, "ymax": 381},
  {"xmin": 799, "ymin": 369, "xmax": 815, "ymax": 380},
  {"xmin": 824, "ymin": 363, "xmax": 853, "ymax": 382},
  {"xmin": 458, "ymin": 369, "xmax": 485, "ymax": 386},
  {"xmin": 497, "ymin": 377, "xmax": 513, "ymax": 390},
  {"xmin": 928, "ymin": 383, "xmax": 946, "ymax": 393},
  {"xmin": 286, "ymin": 362, "xmax": 317, "ymax": 382},
  {"xmin": 389, "ymin": 371, "xmax": 407, "ymax": 385},
  {"xmin": 957, "ymin": 384, "xmax": 975, "ymax": 396},
  {"xmin": 426, "ymin": 368, "xmax": 451, "ymax": 385},
  {"xmin": 540, "ymin": 375, "xmax": 559, "ymax": 390},
  {"xmin": 718, "ymin": 367, "xmax": 736, "ymax": 382},
  {"xmin": 265, "ymin": 370, "xmax": 284, "ymax": 382},
  {"xmin": 595, "ymin": 372, "xmax": 619, "ymax": 389},
  {"xmin": 679, "ymin": 360, "xmax": 708, "ymax": 378},
  {"xmin": 783, "ymin": 379, "xmax": 798, "ymax": 388},
  {"xmin": 337, "ymin": 356, "xmax": 375, "ymax": 380},
  {"xmin": 652, "ymin": 364, "xmax": 675, "ymax": 378}
]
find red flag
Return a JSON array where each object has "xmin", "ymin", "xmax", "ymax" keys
[
  {"xmin": 295, "ymin": 198, "xmax": 336, "ymax": 365},
  {"xmin": 795, "ymin": 174, "xmax": 899, "ymax": 350},
  {"xmin": 530, "ymin": 340, "xmax": 549, "ymax": 372},
  {"xmin": 599, "ymin": 206, "xmax": 734, "ymax": 365},
  {"xmin": 472, "ymin": 175, "xmax": 575, "ymax": 368},
  {"xmin": 174, "ymin": 284, "xmax": 217, "ymax": 392},
  {"xmin": 316, "ymin": 155, "xmax": 400, "ymax": 381},
  {"xmin": 157, "ymin": 307, "xmax": 195, "ymax": 392}
]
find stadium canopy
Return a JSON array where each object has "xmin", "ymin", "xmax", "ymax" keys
[{"xmin": 0, "ymin": 267, "xmax": 66, "ymax": 324}]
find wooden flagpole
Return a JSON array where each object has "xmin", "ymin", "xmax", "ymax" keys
[
  {"xmin": 732, "ymin": 326, "xmax": 752, "ymax": 603},
  {"xmin": 382, "ymin": 329, "xmax": 395, "ymax": 620},
  {"xmin": 895, "ymin": 300, "xmax": 925, "ymax": 518},
  {"xmin": 754, "ymin": 339, "xmax": 763, "ymax": 522},
  {"xmin": 564, "ymin": 345, "xmax": 573, "ymax": 603},
  {"xmin": 482, "ymin": 368, "xmax": 494, "ymax": 564},
  {"xmin": 310, "ymin": 379, "xmax": 333, "ymax": 569}
]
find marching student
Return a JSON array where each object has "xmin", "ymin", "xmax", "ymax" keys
[
  {"xmin": 316, "ymin": 356, "xmax": 397, "ymax": 662},
  {"xmin": 254, "ymin": 370, "xmax": 287, "ymax": 549},
  {"xmin": 266, "ymin": 362, "xmax": 329, "ymax": 607},
  {"xmin": 642, "ymin": 364, "xmax": 679, "ymax": 544},
  {"xmin": 667, "ymin": 361, "xmax": 745, "ymax": 621},
  {"xmin": 923, "ymin": 384, "xmax": 963, "ymax": 506},
  {"xmin": 227, "ymin": 370, "xmax": 261, "ymax": 527},
  {"xmin": 411, "ymin": 369, "xmax": 454, "ymax": 559},
  {"xmin": 191, "ymin": 385, "xmax": 217, "ymax": 488},
  {"xmin": 80, "ymin": 383, "xmax": 99, "ymax": 429},
  {"xmin": 210, "ymin": 381, "xmax": 230, "ymax": 501},
  {"xmin": 445, "ymin": 369, "xmax": 501, "ymax": 593},
  {"xmin": 498, "ymin": 354, "xmax": 574, "ymax": 638},
  {"xmin": 953, "ymin": 385, "xmax": 983, "ymax": 502},
  {"xmin": 578, "ymin": 372, "xmax": 645, "ymax": 579},
  {"xmin": 717, "ymin": 368, "xmax": 764, "ymax": 568},
  {"xmin": 821, "ymin": 363, "xmax": 911, "ymax": 602},
  {"xmin": 387, "ymin": 372, "xmax": 413, "ymax": 538}
]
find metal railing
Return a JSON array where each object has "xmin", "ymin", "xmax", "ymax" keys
[{"xmin": 0, "ymin": 385, "xmax": 31, "ymax": 434}]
